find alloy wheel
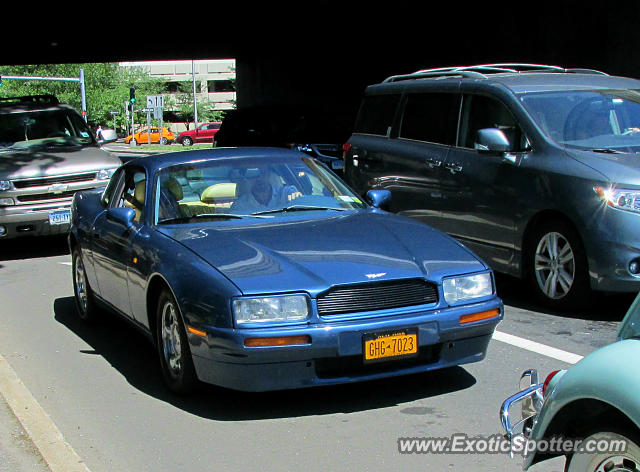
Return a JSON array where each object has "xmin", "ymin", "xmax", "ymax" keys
[
  {"xmin": 160, "ymin": 300, "xmax": 183, "ymax": 378},
  {"xmin": 534, "ymin": 231, "xmax": 575, "ymax": 300},
  {"xmin": 74, "ymin": 256, "xmax": 88, "ymax": 314}
]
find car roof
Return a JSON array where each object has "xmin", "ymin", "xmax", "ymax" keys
[
  {"xmin": 124, "ymin": 147, "xmax": 309, "ymax": 174},
  {"xmin": 372, "ymin": 64, "xmax": 640, "ymax": 94}
]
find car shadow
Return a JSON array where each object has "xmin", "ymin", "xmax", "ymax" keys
[
  {"xmin": 0, "ymin": 235, "xmax": 69, "ymax": 262},
  {"xmin": 495, "ymin": 273, "xmax": 635, "ymax": 322},
  {"xmin": 53, "ymin": 296, "xmax": 477, "ymax": 421}
]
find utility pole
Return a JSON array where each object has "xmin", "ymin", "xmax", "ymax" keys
[{"xmin": 192, "ymin": 60, "xmax": 198, "ymax": 131}]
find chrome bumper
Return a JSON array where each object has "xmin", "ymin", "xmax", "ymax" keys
[{"xmin": 500, "ymin": 369, "xmax": 544, "ymax": 440}]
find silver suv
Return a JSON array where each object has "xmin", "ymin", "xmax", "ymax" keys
[
  {"xmin": 0, "ymin": 95, "xmax": 121, "ymax": 239},
  {"xmin": 344, "ymin": 64, "xmax": 640, "ymax": 308}
]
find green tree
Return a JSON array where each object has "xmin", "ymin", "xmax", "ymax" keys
[{"xmin": 0, "ymin": 63, "xmax": 163, "ymax": 133}]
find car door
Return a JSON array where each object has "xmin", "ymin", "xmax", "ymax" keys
[
  {"xmin": 438, "ymin": 92, "xmax": 529, "ymax": 272},
  {"xmin": 195, "ymin": 124, "xmax": 209, "ymax": 143},
  {"xmin": 90, "ymin": 166, "xmax": 147, "ymax": 317},
  {"xmin": 385, "ymin": 91, "xmax": 460, "ymax": 228}
]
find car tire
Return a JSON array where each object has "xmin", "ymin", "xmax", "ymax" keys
[
  {"xmin": 156, "ymin": 289, "xmax": 197, "ymax": 394},
  {"xmin": 160, "ymin": 137, "xmax": 168, "ymax": 145},
  {"xmin": 72, "ymin": 247, "xmax": 99, "ymax": 322},
  {"xmin": 182, "ymin": 136, "xmax": 193, "ymax": 146},
  {"xmin": 526, "ymin": 219, "xmax": 590, "ymax": 309},
  {"xmin": 566, "ymin": 430, "xmax": 640, "ymax": 472}
]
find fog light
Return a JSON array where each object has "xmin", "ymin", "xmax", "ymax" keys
[{"xmin": 630, "ymin": 260, "xmax": 640, "ymax": 275}]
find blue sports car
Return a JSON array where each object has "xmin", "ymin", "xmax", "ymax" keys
[{"xmin": 69, "ymin": 148, "xmax": 503, "ymax": 393}]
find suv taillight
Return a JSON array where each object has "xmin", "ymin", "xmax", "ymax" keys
[
  {"xmin": 342, "ymin": 143, "xmax": 352, "ymax": 159},
  {"xmin": 542, "ymin": 370, "xmax": 560, "ymax": 396}
]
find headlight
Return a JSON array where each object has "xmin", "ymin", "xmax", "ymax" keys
[
  {"xmin": 0, "ymin": 197, "xmax": 14, "ymax": 206},
  {"xmin": 233, "ymin": 295, "xmax": 310, "ymax": 326},
  {"xmin": 0, "ymin": 180, "xmax": 12, "ymax": 191},
  {"xmin": 97, "ymin": 169, "xmax": 116, "ymax": 181},
  {"xmin": 443, "ymin": 273, "xmax": 493, "ymax": 305},
  {"xmin": 594, "ymin": 186, "xmax": 640, "ymax": 213}
]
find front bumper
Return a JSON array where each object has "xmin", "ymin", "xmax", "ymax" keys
[
  {"xmin": 188, "ymin": 299, "xmax": 503, "ymax": 391},
  {"xmin": 0, "ymin": 203, "xmax": 72, "ymax": 239}
]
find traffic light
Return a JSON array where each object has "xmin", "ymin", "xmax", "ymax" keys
[{"xmin": 129, "ymin": 87, "xmax": 136, "ymax": 104}]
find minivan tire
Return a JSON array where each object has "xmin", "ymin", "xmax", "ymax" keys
[{"xmin": 526, "ymin": 219, "xmax": 590, "ymax": 309}]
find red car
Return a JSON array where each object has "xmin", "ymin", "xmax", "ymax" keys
[{"xmin": 176, "ymin": 122, "xmax": 221, "ymax": 146}]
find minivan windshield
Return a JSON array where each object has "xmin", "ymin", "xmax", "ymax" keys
[
  {"xmin": 155, "ymin": 156, "xmax": 367, "ymax": 224},
  {"xmin": 520, "ymin": 89, "xmax": 640, "ymax": 152},
  {"xmin": 0, "ymin": 109, "xmax": 95, "ymax": 151}
]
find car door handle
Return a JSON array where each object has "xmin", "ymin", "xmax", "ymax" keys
[
  {"xmin": 445, "ymin": 162, "xmax": 463, "ymax": 174},
  {"xmin": 425, "ymin": 157, "xmax": 442, "ymax": 168}
]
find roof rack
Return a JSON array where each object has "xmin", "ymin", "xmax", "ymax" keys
[
  {"xmin": 383, "ymin": 63, "xmax": 609, "ymax": 83},
  {"xmin": 0, "ymin": 95, "xmax": 59, "ymax": 107}
]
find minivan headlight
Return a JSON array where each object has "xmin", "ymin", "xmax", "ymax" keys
[
  {"xmin": 0, "ymin": 180, "xmax": 12, "ymax": 191},
  {"xmin": 594, "ymin": 187, "xmax": 640, "ymax": 214},
  {"xmin": 443, "ymin": 273, "xmax": 493, "ymax": 305},
  {"xmin": 233, "ymin": 295, "xmax": 310, "ymax": 326}
]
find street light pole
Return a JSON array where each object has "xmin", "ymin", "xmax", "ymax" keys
[{"xmin": 192, "ymin": 60, "xmax": 198, "ymax": 131}]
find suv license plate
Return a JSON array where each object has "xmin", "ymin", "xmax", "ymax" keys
[
  {"xmin": 49, "ymin": 210, "xmax": 71, "ymax": 225},
  {"xmin": 364, "ymin": 329, "xmax": 418, "ymax": 363},
  {"xmin": 331, "ymin": 160, "xmax": 344, "ymax": 170}
]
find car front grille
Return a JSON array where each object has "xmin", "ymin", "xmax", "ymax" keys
[
  {"xmin": 12, "ymin": 172, "xmax": 98, "ymax": 189},
  {"xmin": 317, "ymin": 279, "xmax": 438, "ymax": 316},
  {"xmin": 17, "ymin": 190, "xmax": 77, "ymax": 203}
]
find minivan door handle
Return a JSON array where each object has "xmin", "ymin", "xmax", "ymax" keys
[
  {"xmin": 425, "ymin": 157, "xmax": 442, "ymax": 168},
  {"xmin": 445, "ymin": 162, "xmax": 463, "ymax": 174}
]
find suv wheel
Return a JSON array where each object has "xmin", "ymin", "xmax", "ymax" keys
[
  {"xmin": 526, "ymin": 219, "xmax": 590, "ymax": 309},
  {"xmin": 182, "ymin": 136, "xmax": 193, "ymax": 146}
]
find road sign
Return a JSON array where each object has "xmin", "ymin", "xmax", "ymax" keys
[
  {"xmin": 146, "ymin": 95, "xmax": 164, "ymax": 108},
  {"xmin": 154, "ymin": 107, "xmax": 163, "ymax": 120}
]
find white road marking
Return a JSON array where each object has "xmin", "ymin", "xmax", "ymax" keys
[
  {"xmin": 0, "ymin": 354, "xmax": 91, "ymax": 472},
  {"xmin": 493, "ymin": 330, "xmax": 584, "ymax": 364},
  {"xmin": 59, "ymin": 262, "xmax": 72, "ymax": 266}
]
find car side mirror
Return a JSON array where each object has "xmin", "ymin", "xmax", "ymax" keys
[
  {"xmin": 474, "ymin": 128, "xmax": 512, "ymax": 153},
  {"xmin": 98, "ymin": 129, "xmax": 118, "ymax": 145},
  {"xmin": 366, "ymin": 189, "xmax": 391, "ymax": 211},
  {"xmin": 107, "ymin": 207, "xmax": 136, "ymax": 229}
]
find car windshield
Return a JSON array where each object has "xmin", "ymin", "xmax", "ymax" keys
[
  {"xmin": 519, "ymin": 89, "xmax": 640, "ymax": 152},
  {"xmin": 154, "ymin": 156, "xmax": 367, "ymax": 224},
  {"xmin": 618, "ymin": 292, "xmax": 640, "ymax": 340},
  {"xmin": 0, "ymin": 109, "xmax": 94, "ymax": 151}
]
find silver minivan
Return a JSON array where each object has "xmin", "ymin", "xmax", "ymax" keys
[
  {"xmin": 0, "ymin": 95, "xmax": 121, "ymax": 239},
  {"xmin": 344, "ymin": 64, "xmax": 640, "ymax": 308}
]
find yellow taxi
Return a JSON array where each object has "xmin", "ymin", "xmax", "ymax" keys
[{"xmin": 124, "ymin": 127, "xmax": 175, "ymax": 145}]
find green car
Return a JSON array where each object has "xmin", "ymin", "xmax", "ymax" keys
[{"xmin": 501, "ymin": 293, "xmax": 640, "ymax": 471}]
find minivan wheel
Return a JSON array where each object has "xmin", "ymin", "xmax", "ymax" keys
[{"xmin": 527, "ymin": 220, "xmax": 590, "ymax": 309}]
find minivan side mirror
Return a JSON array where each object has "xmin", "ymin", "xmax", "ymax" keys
[
  {"xmin": 366, "ymin": 189, "xmax": 392, "ymax": 211},
  {"xmin": 474, "ymin": 128, "xmax": 512, "ymax": 153}
]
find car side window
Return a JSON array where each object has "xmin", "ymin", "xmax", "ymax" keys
[
  {"xmin": 113, "ymin": 168, "xmax": 147, "ymax": 223},
  {"xmin": 354, "ymin": 94, "xmax": 401, "ymax": 136},
  {"xmin": 399, "ymin": 93, "xmax": 460, "ymax": 145},
  {"xmin": 459, "ymin": 94, "xmax": 528, "ymax": 152},
  {"xmin": 101, "ymin": 169, "xmax": 124, "ymax": 206}
]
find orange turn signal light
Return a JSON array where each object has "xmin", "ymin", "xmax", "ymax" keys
[
  {"xmin": 459, "ymin": 309, "xmax": 500, "ymax": 325},
  {"xmin": 187, "ymin": 326, "xmax": 208, "ymax": 338},
  {"xmin": 244, "ymin": 335, "xmax": 312, "ymax": 347}
]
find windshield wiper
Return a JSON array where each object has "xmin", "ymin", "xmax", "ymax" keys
[
  {"xmin": 251, "ymin": 205, "xmax": 348, "ymax": 216},
  {"xmin": 591, "ymin": 148, "xmax": 624, "ymax": 154},
  {"xmin": 159, "ymin": 213, "xmax": 247, "ymax": 224}
]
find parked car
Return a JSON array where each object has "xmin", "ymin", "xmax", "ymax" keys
[
  {"xmin": 0, "ymin": 95, "xmax": 121, "ymax": 239},
  {"xmin": 176, "ymin": 122, "xmax": 221, "ymax": 146},
  {"xmin": 344, "ymin": 63, "xmax": 640, "ymax": 308},
  {"xmin": 213, "ymin": 105, "xmax": 352, "ymax": 172},
  {"xmin": 124, "ymin": 126, "xmax": 175, "ymax": 145},
  {"xmin": 500, "ymin": 291, "xmax": 640, "ymax": 471},
  {"xmin": 69, "ymin": 147, "xmax": 503, "ymax": 393}
]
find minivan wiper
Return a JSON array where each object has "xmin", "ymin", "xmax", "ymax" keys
[
  {"xmin": 591, "ymin": 148, "xmax": 624, "ymax": 154},
  {"xmin": 251, "ymin": 205, "xmax": 348, "ymax": 216}
]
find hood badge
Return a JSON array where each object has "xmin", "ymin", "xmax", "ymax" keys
[
  {"xmin": 49, "ymin": 184, "xmax": 69, "ymax": 194},
  {"xmin": 366, "ymin": 272, "xmax": 387, "ymax": 279}
]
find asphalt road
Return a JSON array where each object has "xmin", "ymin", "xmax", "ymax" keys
[{"xmin": 0, "ymin": 236, "xmax": 632, "ymax": 472}]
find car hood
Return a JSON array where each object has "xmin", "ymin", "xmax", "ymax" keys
[
  {"xmin": 157, "ymin": 211, "xmax": 487, "ymax": 295},
  {"xmin": 0, "ymin": 146, "xmax": 120, "ymax": 180},
  {"xmin": 566, "ymin": 148, "xmax": 640, "ymax": 185}
]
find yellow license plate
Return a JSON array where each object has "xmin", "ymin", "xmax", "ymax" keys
[{"xmin": 364, "ymin": 330, "xmax": 418, "ymax": 362}]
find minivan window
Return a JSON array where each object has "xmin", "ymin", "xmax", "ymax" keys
[
  {"xmin": 400, "ymin": 93, "xmax": 459, "ymax": 145},
  {"xmin": 459, "ymin": 94, "xmax": 526, "ymax": 151},
  {"xmin": 354, "ymin": 94, "xmax": 401, "ymax": 136},
  {"xmin": 520, "ymin": 89, "xmax": 640, "ymax": 152}
]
